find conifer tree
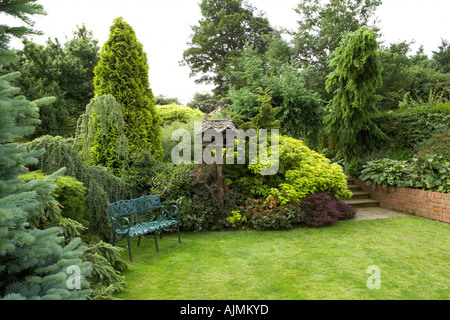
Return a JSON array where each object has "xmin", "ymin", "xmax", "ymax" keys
[
  {"xmin": 93, "ymin": 17, "xmax": 163, "ymax": 159},
  {"xmin": 0, "ymin": 0, "xmax": 91, "ymax": 300},
  {"xmin": 76, "ymin": 95, "xmax": 129, "ymax": 177},
  {"xmin": 248, "ymin": 87, "xmax": 280, "ymax": 130},
  {"xmin": 0, "ymin": 73, "xmax": 92, "ymax": 300},
  {"xmin": 0, "ymin": 0, "xmax": 46, "ymax": 65},
  {"xmin": 325, "ymin": 26, "xmax": 386, "ymax": 163}
]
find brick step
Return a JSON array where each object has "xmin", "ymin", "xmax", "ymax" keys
[
  {"xmin": 350, "ymin": 191, "xmax": 371, "ymax": 199},
  {"xmin": 343, "ymin": 198, "xmax": 380, "ymax": 208}
]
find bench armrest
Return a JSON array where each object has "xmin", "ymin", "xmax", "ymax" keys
[
  {"xmin": 111, "ymin": 216, "xmax": 131, "ymax": 234},
  {"xmin": 160, "ymin": 205, "xmax": 179, "ymax": 221}
]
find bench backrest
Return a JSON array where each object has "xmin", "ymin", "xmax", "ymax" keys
[
  {"xmin": 108, "ymin": 195, "xmax": 162, "ymax": 220},
  {"xmin": 108, "ymin": 199, "xmax": 138, "ymax": 219},
  {"xmin": 135, "ymin": 195, "xmax": 162, "ymax": 212}
]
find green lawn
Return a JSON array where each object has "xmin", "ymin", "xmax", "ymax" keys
[{"xmin": 113, "ymin": 216, "xmax": 449, "ymax": 300}]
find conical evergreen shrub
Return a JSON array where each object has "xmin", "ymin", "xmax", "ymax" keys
[{"xmin": 93, "ymin": 17, "xmax": 163, "ymax": 161}]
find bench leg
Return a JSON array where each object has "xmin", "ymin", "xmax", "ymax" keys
[
  {"xmin": 154, "ymin": 231, "xmax": 159, "ymax": 252},
  {"xmin": 127, "ymin": 236, "xmax": 133, "ymax": 262},
  {"xmin": 177, "ymin": 224, "xmax": 181, "ymax": 243},
  {"xmin": 137, "ymin": 236, "xmax": 141, "ymax": 247}
]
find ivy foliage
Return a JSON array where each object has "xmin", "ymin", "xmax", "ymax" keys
[
  {"xmin": 93, "ymin": 17, "xmax": 163, "ymax": 159},
  {"xmin": 325, "ymin": 26, "xmax": 386, "ymax": 162}
]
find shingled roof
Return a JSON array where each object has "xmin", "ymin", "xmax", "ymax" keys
[
  {"xmin": 197, "ymin": 114, "xmax": 237, "ymax": 135},
  {"xmin": 197, "ymin": 114, "xmax": 237, "ymax": 148}
]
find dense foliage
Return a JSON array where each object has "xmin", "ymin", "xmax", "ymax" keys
[
  {"xmin": 360, "ymin": 154, "xmax": 450, "ymax": 193},
  {"xmin": 301, "ymin": 192, "xmax": 356, "ymax": 228},
  {"xmin": 5, "ymin": 26, "xmax": 100, "ymax": 138},
  {"xmin": 293, "ymin": 0, "xmax": 382, "ymax": 100},
  {"xmin": 373, "ymin": 99, "xmax": 450, "ymax": 149},
  {"xmin": 227, "ymin": 46, "xmax": 324, "ymax": 145},
  {"xmin": 19, "ymin": 170, "xmax": 88, "ymax": 226},
  {"xmin": 325, "ymin": 26, "xmax": 385, "ymax": 163},
  {"xmin": 93, "ymin": 17, "xmax": 163, "ymax": 158},
  {"xmin": 24, "ymin": 135, "xmax": 135, "ymax": 242},
  {"xmin": 182, "ymin": 0, "xmax": 275, "ymax": 96},
  {"xmin": 157, "ymin": 104, "xmax": 204, "ymax": 125},
  {"xmin": 0, "ymin": 72, "xmax": 92, "ymax": 300},
  {"xmin": 76, "ymin": 95, "xmax": 129, "ymax": 177},
  {"xmin": 226, "ymin": 135, "xmax": 352, "ymax": 204}
]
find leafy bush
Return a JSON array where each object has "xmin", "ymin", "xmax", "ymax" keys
[
  {"xmin": 360, "ymin": 154, "xmax": 450, "ymax": 193},
  {"xmin": 181, "ymin": 164, "xmax": 240, "ymax": 231},
  {"xmin": 374, "ymin": 101, "xmax": 450, "ymax": 149},
  {"xmin": 125, "ymin": 151, "xmax": 160, "ymax": 195},
  {"xmin": 236, "ymin": 198, "xmax": 303, "ymax": 231},
  {"xmin": 409, "ymin": 153, "xmax": 450, "ymax": 193},
  {"xmin": 23, "ymin": 135, "xmax": 136, "ymax": 242},
  {"xmin": 359, "ymin": 159, "xmax": 413, "ymax": 190},
  {"xmin": 156, "ymin": 104, "xmax": 204, "ymax": 125},
  {"xmin": 230, "ymin": 135, "xmax": 352, "ymax": 204},
  {"xmin": 141, "ymin": 162, "xmax": 239, "ymax": 232},
  {"xmin": 225, "ymin": 210, "xmax": 248, "ymax": 230},
  {"xmin": 160, "ymin": 113, "xmax": 204, "ymax": 162},
  {"xmin": 417, "ymin": 130, "xmax": 450, "ymax": 161},
  {"xmin": 20, "ymin": 170, "xmax": 88, "ymax": 226},
  {"xmin": 301, "ymin": 193, "xmax": 356, "ymax": 228}
]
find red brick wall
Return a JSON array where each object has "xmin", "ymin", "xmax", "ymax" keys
[{"xmin": 352, "ymin": 178, "xmax": 450, "ymax": 224}]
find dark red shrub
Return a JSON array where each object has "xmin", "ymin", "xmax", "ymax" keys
[
  {"xmin": 301, "ymin": 192, "xmax": 355, "ymax": 227},
  {"xmin": 333, "ymin": 199, "xmax": 356, "ymax": 220}
]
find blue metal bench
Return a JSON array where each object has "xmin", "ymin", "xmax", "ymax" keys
[{"xmin": 107, "ymin": 195, "xmax": 181, "ymax": 262}]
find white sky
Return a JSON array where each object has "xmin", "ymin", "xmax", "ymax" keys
[{"xmin": 5, "ymin": 0, "xmax": 450, "ymax": 104}]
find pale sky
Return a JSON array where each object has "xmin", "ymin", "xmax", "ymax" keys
[{"xmin": 5, "ymin": 0, "xmax": 450, "ymax": 104}]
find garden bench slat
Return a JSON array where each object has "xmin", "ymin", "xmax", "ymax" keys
[{"xmin": 108, "ymin": 195, "xmax": 181, "ymax": 262}]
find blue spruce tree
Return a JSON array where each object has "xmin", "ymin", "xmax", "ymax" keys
[{"xmin": 0, "ymin": 0, "xmax": 92, "ymax": 300}]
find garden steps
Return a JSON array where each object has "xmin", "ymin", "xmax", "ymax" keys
[
  {"xmin": 345, "ymin": 178, "xmax": 380, "ymax": 208},
  {"xmin": 349, "ymin": 190, "xmax": 371, "ymax": 199},
  {"xmin": 344, "ymin": 198, "xmax": 380, "ymax": 208},
  {"xmin": 347, "ymin": 184, "xmax": 362, "ymax": 192}
]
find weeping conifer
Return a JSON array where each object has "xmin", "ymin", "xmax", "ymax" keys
[
  {"xmin": 76, "ymin": 95, "xmax": 129, "ymax": 177},
  {"xmin": 93, "ymin": 17, "xmax": 163, "ymax": 160},
  {"xmin": 325, "ymin": 26, "xmax": 386, "ymax": 163}
]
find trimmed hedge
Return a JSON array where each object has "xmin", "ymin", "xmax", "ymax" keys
[{"xmin": 373, "ymin": 103, "xmax": 450, "ymax": 149}]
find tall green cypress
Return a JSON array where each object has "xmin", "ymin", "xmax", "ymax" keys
[{"xmin": 93, "ymin": 17, "xmax": 163, "ymax": 159}]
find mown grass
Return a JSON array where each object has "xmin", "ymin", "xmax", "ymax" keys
[{"xmin": 113, "ymin": 216, "xmax": 449, "ymax": 300}]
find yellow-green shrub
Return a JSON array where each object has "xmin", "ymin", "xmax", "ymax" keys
[
  {"xmin": 20, "ymin": 170, "xmax": 88, "ymax": 225},
  {"xmin": 157, "ymin": 104, "xmax": 204, "ymax": 125},
  {"xmin": 230, "ymin": 135, "xmax": 351, "ymax": 204}
]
